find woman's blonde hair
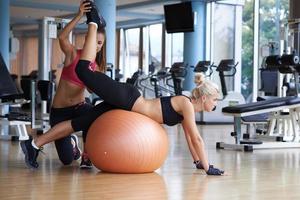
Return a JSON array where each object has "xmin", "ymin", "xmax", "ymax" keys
[{"xmin": 191, "ymin": 73, "xmax": 219, "ymax": 99}]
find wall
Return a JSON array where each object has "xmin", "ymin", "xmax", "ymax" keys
[{"xmin": 10, "ymin": 33, "xmax": 86, "ymax": 86}]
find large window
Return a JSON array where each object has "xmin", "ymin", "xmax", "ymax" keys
[
  {"xmin": 124, "ymin": 28, "xmax": 140, "ymax": 79},
  {"xmin": 142, "ymin": 27, "xmax": 149, "ymax": 73},
  {"xmin": 259, "ymin": 0, "xmax": 289, "ymax": 64},
  {"xmin": 149, "ymin": 24, "xmax": 163, "ymax": 69},
  {"xmin": 241, "ymin": 0, "xmax": 289, "ymax": 101},
  {"xmin": 212, "ymin": 3, "xmax": 236, "ymax": 95},
  {"xmin": 165, "ymin": 32, "xmax": 184, "ymax": 68},
  {"xmin": 118, "ymin": 23, "xmax": 184, "ymax": 79},
  {"xmin": 241, "ymin": 0, "xmax": 254, "ymax": 101}
]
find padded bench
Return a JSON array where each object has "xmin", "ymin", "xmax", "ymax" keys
[{"xmin": 217, "ymin": 96, "xmax": 300, "ymax": 151}]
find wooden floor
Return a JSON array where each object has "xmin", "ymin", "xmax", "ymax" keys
[{"xmin": 1, "ymin": 124, "xmax": 300, "ymax": 200}]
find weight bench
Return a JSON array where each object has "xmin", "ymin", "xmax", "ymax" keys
[
  {"xmin": 216, "ymin": 96, "xmax": 300, "ymax": 151},
  {"xmin": 0, "ymin": 100, "xmax": 31, "ymax": 141}
]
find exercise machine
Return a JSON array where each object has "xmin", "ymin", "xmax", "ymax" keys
[
  {"xmin": 137, "ymin": 62, "xmax": 188, "ymax": 98},
  {"xmin": 196, "ymin": 59, "xmax": 245, "ymax": 124},
  {"xmin": 217, "ymin": 53, "xmax": 300, "ymax": 151}
]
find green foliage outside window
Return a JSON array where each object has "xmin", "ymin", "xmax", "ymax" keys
[{"xmin": 241, "ymin": 0, "xmax": 289, "ymax": 101}]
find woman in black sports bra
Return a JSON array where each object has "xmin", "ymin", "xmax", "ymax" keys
[{"xmin": 21, "ymin": 7, "xmax": 224, "ymax": 176}]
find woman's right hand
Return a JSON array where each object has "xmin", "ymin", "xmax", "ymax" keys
[
  {"xmin": 206, "ymin": 165, "xmax": 224, "ymax": 175},
  {"xmin": 78, "ymin": 0, "xmax": 92, "ymax": 17}
]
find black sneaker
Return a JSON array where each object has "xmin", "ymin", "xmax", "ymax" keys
[
  {"xmin": 85, "ymin": 0, "xmax": 106, "ymax": 29},
  {"xmin": 71, "ymin": 134, "xmax": 82, "ymax": 161},
  {"xmin": 80, "ymin": 154, "xmax": 93, "ymax": 169},
  {"xmin": 20, "ymin": 138, "xmax": 40, "ymax": 169}
]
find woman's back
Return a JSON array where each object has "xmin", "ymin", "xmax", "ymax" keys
[{"xmin": 133, "ymin": 95, "xmax": 189, "ymax": 125}]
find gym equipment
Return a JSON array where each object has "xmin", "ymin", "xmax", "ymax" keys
[
  {"xmin": 149, "ymin": 63, "xmax": 187, "ymax": 97},
  {"xmin": 0, "ymin": 52, "xmax": 30, "ymax": 140},
  {"xmin": 86, "ymin": 110, "xmax": 169, "ymax": 173},
  {"xmin": 167, "ymin": 62, "xmax": 187, "ymax": 95},
  {"xmin": 137, "ymin": 63, "xmax": 187, "ymax": 98},
  {"xmin": 217, "ymin": 54, "xmax": 300, "ymax": 151},
  {"xmin": 193, "ymin": 61, "xmax": 213, "ymax": 77},
  {"xmin": 0, "ymin": 50, "xmax": 55, "ymax": 140},
  {"xmin": 196, "ymin": 59, "xmax": 245, "ymax": 124},
  {"xmin": 217, "ymin": 96, "xmax": 300, "ymax": 151},
  {"xmin": 39, "ymin": 17, "xmax": 70, "ymax": 115}
]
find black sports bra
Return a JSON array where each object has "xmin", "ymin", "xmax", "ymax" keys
[{"xmin": 160, "ymin": 95, "xmax": 191, "ymax": 126}]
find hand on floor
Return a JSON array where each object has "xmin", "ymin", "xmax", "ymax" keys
[{"xmin": 206, "ymin": 165, "xmax": 224, "ymax": 176}]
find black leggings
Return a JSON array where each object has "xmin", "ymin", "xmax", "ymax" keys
[
  {"xmin": 50, "ymin": 102, "xmax": 93, "ymax": 165},
  {"xmin": 71, "ymin": 101, "xmax": 115, "ymax": 134},
  {"xmin": 75, "ymin": 60, "xmax": 141, "ymax": 110}
]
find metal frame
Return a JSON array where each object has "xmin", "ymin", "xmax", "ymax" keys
[
  {"xmin": 217, "ymin": 103, "xmax": 300, "ymax": 151},
  {"xmin": 0, "ymin": 99, "xmax": 31, "ymax": 141},
  {"xmin": 38, "ymin": 17, "xmax": 70, "ymax": 116},
  {"xmin": 0, "ymin": 119, "xmax": 30, "ymax": 141}
]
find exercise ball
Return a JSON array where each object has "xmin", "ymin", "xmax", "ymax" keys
[{"xmin": 86, "ymin": 109, "xmax": 169, "ymax": 173}]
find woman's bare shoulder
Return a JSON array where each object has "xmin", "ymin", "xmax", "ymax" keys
[
  {"xmin": 172, "ymin": 96, "xmax": 192, "ymax": 112},
  {"xmin": 173, "ymin": 95, "xmax": 191, "ymax": 104}
]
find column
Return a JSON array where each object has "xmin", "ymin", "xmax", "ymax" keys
[
  {"xmin": 0, "ymin": 0, "xmax": 10, "ymax": 68},
  {"xmin": 183, "ymin": 1, "xmax": 206, "ymax": 90},
  {"xmin": 95, "ymin": 0, "xmax": 116, "ymax": 67}
]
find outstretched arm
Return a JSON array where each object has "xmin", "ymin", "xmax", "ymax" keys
[
  {"xmin": 181, "ymin": 103, "xmax": 210, "ymax": 171},
  {"xmin": 181, "ymin": 101, "xmax": 224, "ymax": 175},
  {"xmin": 58, "ymin": 1, "xmax": 91, "ymax": 60}
]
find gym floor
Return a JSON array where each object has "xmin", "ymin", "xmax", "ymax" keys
[{"xmin": 0, "ymin": 124, "xmax": 299, "ymax": 199}]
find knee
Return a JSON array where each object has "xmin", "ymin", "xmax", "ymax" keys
[{"xmin": 59, "ymin": 156, "xmax": 73, "ymax": 165}]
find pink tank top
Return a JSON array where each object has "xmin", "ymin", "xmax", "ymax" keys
[{"xmin": 61, "ymin": 49, "xmax": 97, "ymax": 88}]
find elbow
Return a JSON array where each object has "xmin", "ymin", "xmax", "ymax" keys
[
  {"xmin": 192, "ymin": 135, "xmax": 204, "ymax": 147},
  {"xmin": 58, "ymin": 34, "xmax": 68, "ymax": 43},
  {"xmin": 58, "ymin": 35, "xmax": 64, "ymax": 42}
]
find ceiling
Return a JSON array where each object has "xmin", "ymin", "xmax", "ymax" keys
[{"xmin": 9, "ymin": 0, "xmax": 220, "ymax": 35}]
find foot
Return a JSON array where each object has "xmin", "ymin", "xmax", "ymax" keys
[
  {"xmin": 85, "ymin": 0, "xmax": 106, "ymax": 29},
  {"xmin": 20, "ymin": 138, "xmax": 40, "ymax": 169},
  {"xmin": 71, "ymin": 134, "xmax": 82, "ymax": 161},
  {"xmin": 80, "ymin": 153, "xmax": 93, "ymax": 169}
]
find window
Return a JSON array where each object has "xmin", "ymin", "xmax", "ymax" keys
[
  {"xmin": 142, "ymin": 26, "xmax": 149, "ymax": 74},
  {"xmin": 124, "ymin": 28, "xmax": 140, "ymax": 79},
  {"xmin": 149, "ymin": 24, "xmax": 162, "ymax": 69},
  {"xmin": 213, "ymin": 3, "xmax": 236, "ymax": 94},
  {"xmin": 165, "ymin": 32, "xmax": 184, "ymax": 68},
  {"xmin": 259, "ymin": 0, "xmax": 289, "ymax": 64},
  {"xmin": 241, "ymin": 0, "xmax": 288, "ymax": 101},
  {"xmin": 117, "ymin": 23, "xmax": 184, "ymax": 80},
  {"xmin": 241, "ymin": 0, "xmax": 254, "ymax": 101}
]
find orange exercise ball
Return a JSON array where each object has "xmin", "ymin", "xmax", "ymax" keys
[{"xmin": 86, "ymin": 109, "xmax": 169, "ymax": 173}]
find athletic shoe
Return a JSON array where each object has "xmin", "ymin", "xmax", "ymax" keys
[
  {"xmin": 20, "ymin": 138, "xmax": 40, "ymax": 169},
  {"xmin": 71, "ymin": 134, "xmax": 82, "ymax": 161},
  {"xmin": 80, "ymin": 153, "xmax": 93, "ymax": 169},
  {"xmin": 85, "ymin": 0, "xmax": 106, "ymax": 28}
]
